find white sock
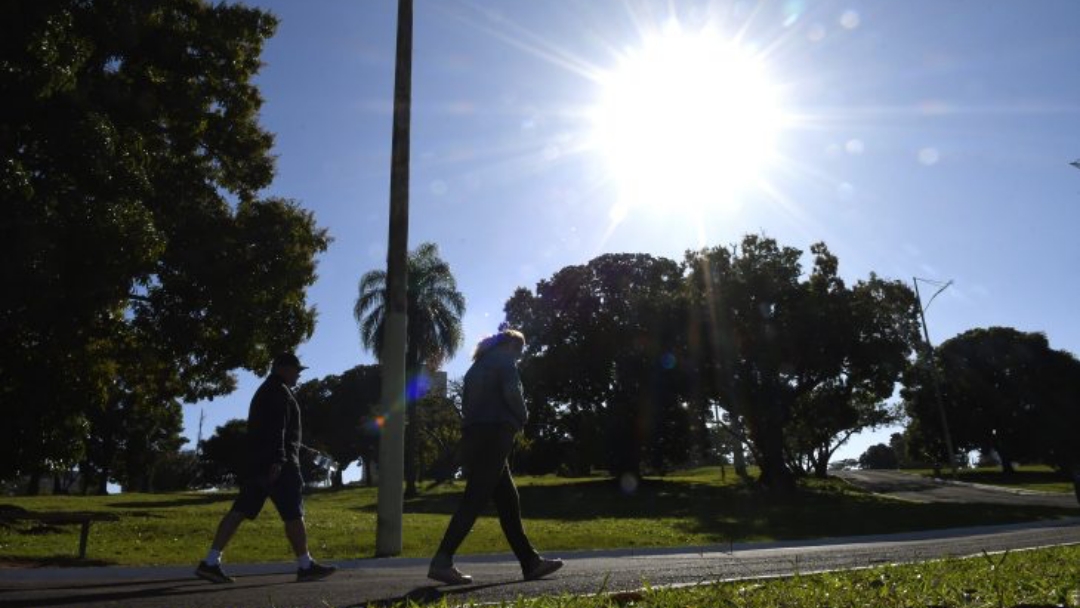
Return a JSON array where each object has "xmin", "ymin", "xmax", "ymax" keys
[
  {"xmin": 298, "ymin": 553, "xmax": 313, "ymax": 569},
  {"xmin": 205, "ymin": 549, "xmax": 222, "ymax": 566}
]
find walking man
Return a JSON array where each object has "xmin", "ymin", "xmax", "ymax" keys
[
  {"xmin": 195, "ymin": 353, "xmax": 337, "ymax": 583},
  {"xmin": 428, "ymin": 329, "xmax": 563, "ymax": 585}
]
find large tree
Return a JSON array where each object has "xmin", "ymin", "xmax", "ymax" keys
[
  {"xmin": 683, "ymin": 236, "xmax": 918, "ymax": 490},
  {"xmin": 902, "ymin": 327, "xmax": 1080, "ymax": 474},
  {"xmin": 782, "ymin": 248, "xmax": 920, "ymax": 478},
  {"xmin": 197, "ymin": 419, "xmax": 248, "ymax": 488},
  {"xmin": 0, "ymin": 0, "xmax": 329, "ymax": 489},
  {"xmin": 858, "ymin": 443, "xmax": 899, "ymax": 470},
  {"xmin": 354, "ymin": 242, "xmax": 464, "ymax": 497},
  {"xmin": 413, "ymin": 387, "xmax": 464, "ymax": 486},
  {"xmin": 295, "ymin": 365, "xmax": 382, "ymax": 489},
  {"xmin": 504, "ymin": 253, "xmax": 693, "ymax": 480},
  {"xmin": 683, "ymin": 236, "xmax": 806, "ymax": 492}
]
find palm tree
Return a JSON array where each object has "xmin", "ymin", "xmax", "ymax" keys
[{"xmin": 354, "ymin": 241, "xmax": 465, "ymax": 497}]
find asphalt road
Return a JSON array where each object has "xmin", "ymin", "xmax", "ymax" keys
[
  {"xmin": 834, "ymin": 469, "xmax": 1079, "ymax": 508},
  {"xmin": 1, "ymin": 471, "xmax": 1076, "ymax": 608}
]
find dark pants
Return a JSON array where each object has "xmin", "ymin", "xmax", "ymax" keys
[
  {"xmin": 231, "ymin": 462, "xmax": 304, "ymax": 521},
  {"xmin": 433, "ymin": 424, "xmax": 539, "ymax": 569}
]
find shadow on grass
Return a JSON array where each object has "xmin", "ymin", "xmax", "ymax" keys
[
  {"xmin": 373, "ymin": 476, "xmax": 1077, "ymax": 545},
  {"xmin": 105, "ymin": 494, "xmax": 236, "ymax": 509},
  {"xmin": 0, "ymin": 555, "xmax": 114, "ymax": 568},
  {"xmin": 671, "ymin": 491, "xmax": 1076, "ymax": 544}
]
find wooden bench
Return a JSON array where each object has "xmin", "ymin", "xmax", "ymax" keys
[{"xmin": 0, "ymin": 510, "xmax": 120, "ymax": 559}]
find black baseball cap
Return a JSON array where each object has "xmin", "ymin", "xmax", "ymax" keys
[{"xmin": 272, "ymin": 353, "xmax": 308, "ymax": 370}]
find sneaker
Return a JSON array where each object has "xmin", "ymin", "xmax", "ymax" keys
[
  {"xmin": 296, "ymin": 561, "xmax": 337, "ymax": 582},
  {"xmin": 195, "ymin": 561, "xmax": 235, "ymax": 584},
  {"xmin": 523, "ymin": 557, "xmax": 563, "ymax": 581},
  {"xmin": 427, "ymin": 563, "xmax": 473, "ymax": 585}
]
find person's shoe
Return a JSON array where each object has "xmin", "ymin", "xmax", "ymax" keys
[
  {"xmin": 523, "ymin": 557, "xmax": 563, "ymax": 581},
  {"xmin": 195, "ymin": 561, "xmax": 235, "ymax": 584},
  {"xmin": 296, "ymin": 561, "xmax": 337, "ymax": 582},
  {"xmin": 427, "ymin": 563, "xmax": 473, "ymax": 585}
]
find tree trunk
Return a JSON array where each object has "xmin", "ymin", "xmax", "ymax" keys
[
  {"xmin": 364, "ymin": 457, "xmax": 376, "ymax": 487},
  {"xmin": 731, "ymin": 416, "xmax": 749, "ymax": 480},
  {"xmin": 753, "ymin": 419, "xmax": 795, "ymax": 494},
  {"xmin": 1072, "ymin": 468, "xmax": 1080, "ymax": 507},
  {"xmin": 404, "ymin": 365, "xmax": 422, "ymax": 498},
  {"xmin": 78, "ymin": 461, "xmax": 91, "ymax": 495},
  {"xmin": 995, "ymin": 445, "xmax": 1014, "ymax": 475},
  {"xmin": 96, "ymin": 466, "xmax": 110, "ymax": 495},
  {"xmin": 813, "ymin": 456, "xmax": 830, "ymax": 478},
  {"xmin": 332, "ymin": 468, "xmax": 344, "ymax": 489},
  {"xmin": 404, "ymin": 399, "xmax": 418, "ymax": 498},
  {"xmin": 759, "ymin": 448, "xmax": 795, "ymax": 493},
  {"xmin": 26, "ymin": 470, "xmax": 42, "ymax": 496}
]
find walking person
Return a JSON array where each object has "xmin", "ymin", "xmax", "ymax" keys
[
  {"xmin": 428, "ymin": 329, "xmax": 563, "ymax": 585},
  {"xmin": 195, "ymin": 353, "xmax": 337, "ymax": 583}
]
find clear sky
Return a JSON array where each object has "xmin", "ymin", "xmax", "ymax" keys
[{"xmin": 184, "ymin": 1, "xmax": 1080, "ymax": 469}]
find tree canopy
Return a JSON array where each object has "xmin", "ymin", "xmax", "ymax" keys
[
  {"xmin": 503, "ymin": 236, "xmax": 920, "ymax": 492},
  {"xmin": 1, "ymin": 0, "xmax": 329, "ymax": 490},
  {"xmin": 505, "ymin": 253, "xmax": 691, "ymax": 480},
  {"xmin": 902, "ymin": 326, "xmax": 1080, "ymax": 473},
  {"xmin": 295, "ymin": 365, "xmax": 382, "ymax": 488},
  {"xmin": 684, "ymin": 236, "xmax": 919, "ymax": 490},
  {"xmin": 858, "ymin": 443, "xmax": 899, "ymax": 470}
]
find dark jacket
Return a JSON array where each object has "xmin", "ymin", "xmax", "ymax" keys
[
  {"xmin": 461, "ymin": 349, "xmax": 528, "ymax": 431},
  {"xmin": 246, "ymin": 372, "xmax": 301, "ymax": 473}
]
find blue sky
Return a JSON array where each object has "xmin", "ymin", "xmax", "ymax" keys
[{"xmin": 185, "ymin": 1, "xmax": 1080, "ymax": 468}]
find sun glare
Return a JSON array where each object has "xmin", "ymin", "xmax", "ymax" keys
[{"xmin": 592, "ymin": 29, "xmax": 787, "ymax": 217}]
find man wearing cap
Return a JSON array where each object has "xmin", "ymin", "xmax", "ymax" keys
[{"xmin": 195, "ymin": 353, "xmax": 337, "ymax": 583}]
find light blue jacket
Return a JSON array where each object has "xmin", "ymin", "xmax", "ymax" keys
[{"xmin": 461, "ymin": 349, "xmax": 528, "ymax": 430}]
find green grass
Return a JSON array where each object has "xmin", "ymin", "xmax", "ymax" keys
[
  {"xmin": 909, "ymin": 464, "xmax": 1077, "ymax": 493},
  {"xmin": 399, "ymin": 544, "xmax": 1080, "ymax": 608},
  {"xmin": 1, "ymin": 467, "xmax": 1076, "ymax": 567}
]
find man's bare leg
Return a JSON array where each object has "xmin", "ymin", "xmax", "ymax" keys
[
  {"xmin": 211, "ymin": 511, "xmax": 246, "ymax": 551},
  {"xmin": 284, "ymin": 518, "xmax": 309, "ymax": 557}
]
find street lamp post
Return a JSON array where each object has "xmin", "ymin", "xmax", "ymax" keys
[
  {"xmin": 912, "ymin": 277, "xmax": 957, "ymax": 476},
  {"xmin": 376, "ymin": 0, "xmax": 413, "ymax": 557}
]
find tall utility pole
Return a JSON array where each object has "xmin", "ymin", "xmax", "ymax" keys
[
  {"xmin": 913, "ymin": 277, "xmax": 957, "ymax": 476},
  {"xmin": 376, "ymin": 0, "xmax": 413, "ymax": 557}
]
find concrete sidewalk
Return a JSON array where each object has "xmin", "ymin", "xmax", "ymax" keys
[
  {"xmin": 3, "ymin": 516, "xmax": 1076, "ymax": 584},
  {"xmin": 1, "ymin": 518, "xmax": 1077, "ymax": 608}
]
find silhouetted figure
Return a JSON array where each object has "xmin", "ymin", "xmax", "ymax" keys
[
  {"xmin": 427, "ymin": 330, "xmax": 563, "ymax": 585},
  {"xmin": 195, "ymin": 353, "xmax": 336, "ymax": 584}
]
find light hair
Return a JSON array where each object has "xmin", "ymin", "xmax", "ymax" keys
[{"xmin": 472, "ymin": 329, "xmax": 525, "ymax": 361}]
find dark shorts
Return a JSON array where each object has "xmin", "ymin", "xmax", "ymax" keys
[{"xmin": 231, "ymin": 463, "xmax": 305, "ymax": 522}]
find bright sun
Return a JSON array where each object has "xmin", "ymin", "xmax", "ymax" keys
[{"xmin": 592, "ymin": 30, "xmax": 786, "ymax": 218}]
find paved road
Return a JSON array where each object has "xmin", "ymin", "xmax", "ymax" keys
[
  {"xmin": 1, "ymin": 473, "xmax": 1076, "ymax": 608},
  {"xmin": 834, "ymin": 469, "xmax": 1079, "ymax": 508}
]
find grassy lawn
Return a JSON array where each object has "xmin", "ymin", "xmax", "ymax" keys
[
  {"xmin": 909, "ymin": 464, "xmax": 1077, "ymax": 493},
  {"xmin": 1, "ymin": 467, "xmax": 1076, "ymax": 567},
  {"xmin": 424, "ymin": 544, "xmax": 1080, "ymax": 608}
]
